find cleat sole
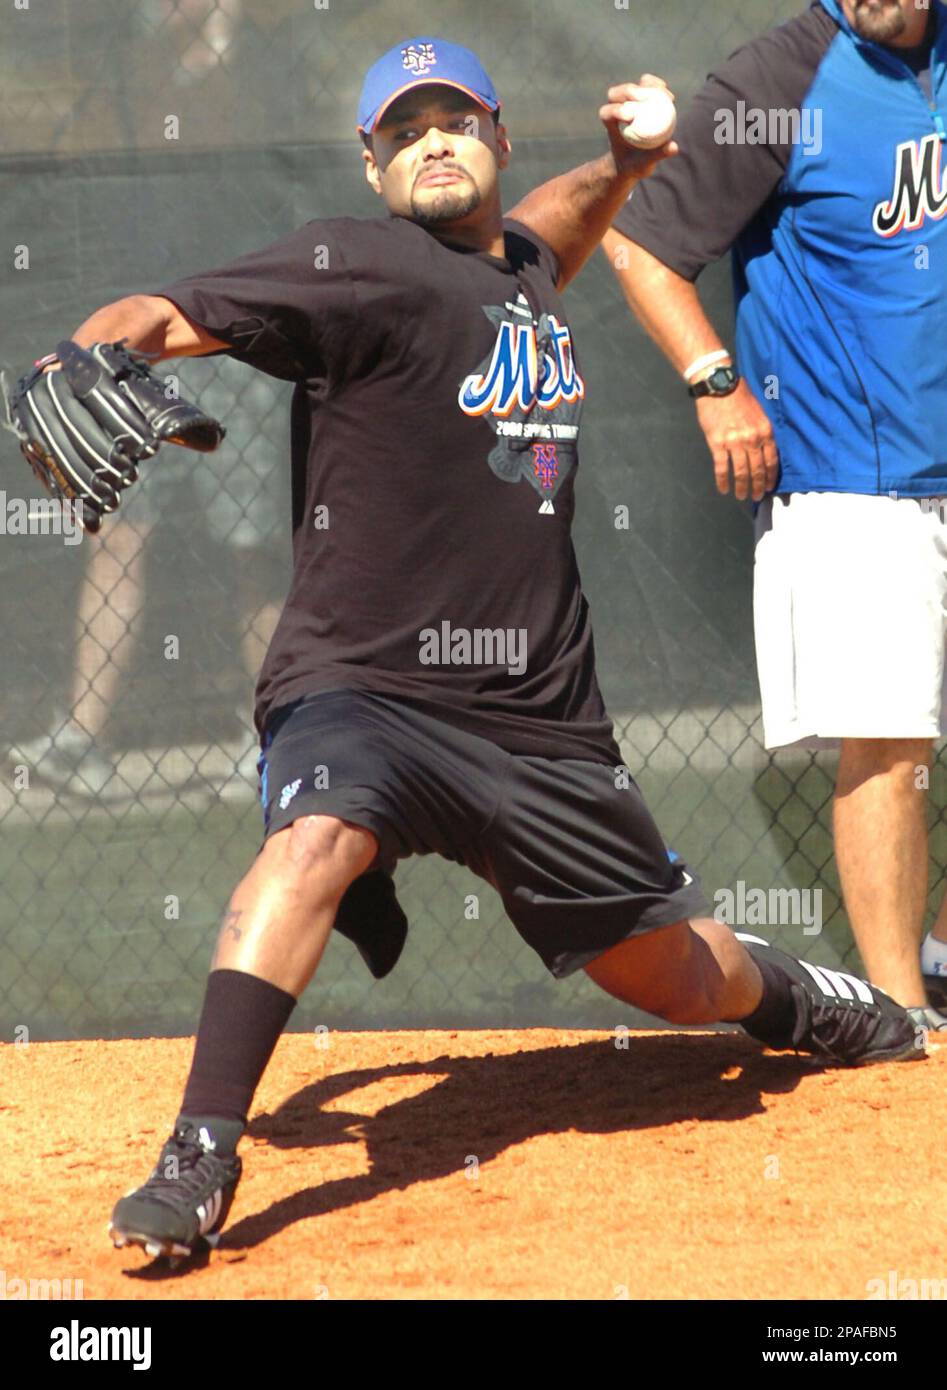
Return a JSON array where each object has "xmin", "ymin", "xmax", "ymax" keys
[
  {"xmin": 110, "ymin": 1228, "xmax": 195, "ymax": 1259},
  {"xmin": 853, "ymin": 1037, "xmax": 927, "ymax": 1067}
]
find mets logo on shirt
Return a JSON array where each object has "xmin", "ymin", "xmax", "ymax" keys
[
  {"xmin": 873, "ymin": 132, "xmax": 947, "ymax": 237},
  {"xmin": 457, "ymin": 293, "xmax": 585, "ymax": 515}
]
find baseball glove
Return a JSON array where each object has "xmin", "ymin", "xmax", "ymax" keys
[{"xmin": 1, "ymin": 339, "xmax": 226, "ymax": 533}]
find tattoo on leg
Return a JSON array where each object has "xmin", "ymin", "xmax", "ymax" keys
[{"xmin": 220, "ymin": 908, "xmax": 243, "ymax": 942}]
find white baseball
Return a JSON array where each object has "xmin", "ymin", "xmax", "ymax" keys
[{"xmin": 619, "ymin": 88, "xmax": 677, "ymax": 150}]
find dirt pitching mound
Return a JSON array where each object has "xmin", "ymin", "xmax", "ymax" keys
[{"xmin": 1, "ymin": 1028, "xmax": 941, "ymax": 1300}]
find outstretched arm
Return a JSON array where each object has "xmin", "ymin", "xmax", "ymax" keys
[
  {"xmin": 3, "ymin": 295, "xmax": 229, "ymax": 532},
  {"xmin": 68, "ymin": 294, "xmax": 230, "ymax": 359},
  {"xmin": 507, "ymin": 77, "xmax": 678, "ymax": 290}
]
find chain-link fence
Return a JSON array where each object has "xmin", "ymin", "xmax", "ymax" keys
[{"xmin": 3, "ymin": 0, "xmax": 944, "ymax": 1039}]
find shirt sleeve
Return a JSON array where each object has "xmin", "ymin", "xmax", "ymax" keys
[
  {"xmin": 150, "ymin": 219, "xmax": 355, "ymax": 381},
  {"xmin": 611, "ymin": 8, "xmax": 834, "ymax": 280},
  {"xmin": 503, "ymin": 217, "xmax": 561, "ymax": 287}
]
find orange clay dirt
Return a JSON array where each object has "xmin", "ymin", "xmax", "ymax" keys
[{"xmin": 0, "ymin": 1028, "xmax": 942, "ymax": 1301}]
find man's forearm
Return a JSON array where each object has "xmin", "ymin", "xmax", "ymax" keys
[
  {"xmin": 509, "ymin": 152, "xmax": 639, "ymax": 290},
  {"xmin": 605, "ymin": 227, "xmax": 778, "ymax": 503},
  {"xmin": 69, "ymin": 295, "xmax": 176, "ymax": 356},
  {"xmin": 602, "ymin": 228, "xmax": 729, "ymax": 380},
  {"xmin": 70, "ymin": 293, "xmax": 228, "ymax": 360}
]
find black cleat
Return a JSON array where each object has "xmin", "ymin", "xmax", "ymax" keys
[
  {"xmin": 737, "ymin": 935, "xmax": 926, "ymax": 1067},
  {"xmin": 109, "ymin": 1120, "xmax": 241, "ymax": 1259}
]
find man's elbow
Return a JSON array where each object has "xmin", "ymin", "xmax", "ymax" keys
[
  {"xmin": 601, "ymin": 228, "xmax": 688, "ymax": 306},
  {"xmin": 601, "ymin": 227, "xmax": 652, "ymax": 281},
  {"xmin": 137, "ymin": 294, "xmax": 230, "ymax": 359}
]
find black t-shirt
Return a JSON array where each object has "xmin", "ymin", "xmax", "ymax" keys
[{"xmin": 153, "ymin": 215, "xmax": 621, "ymax": 765}]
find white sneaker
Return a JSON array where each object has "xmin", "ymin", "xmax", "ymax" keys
[{"xmin": 8, "ymin": 715, "xmax": 122, "ymax": 800}]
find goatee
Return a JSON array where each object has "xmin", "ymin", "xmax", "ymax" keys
[
  {"xmin": 410, "ymin": 185, "xmax": 482, "ymax": 225},
  {"xmin": 850, "ymin": 0, "xmax": 909, "ymax": 44}
]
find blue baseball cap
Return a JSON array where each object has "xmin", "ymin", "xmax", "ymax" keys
[{"xmin": 357, "ymin": 37, "xmax": 500, "ymax": 135}]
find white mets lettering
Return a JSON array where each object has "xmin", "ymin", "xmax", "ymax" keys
[
  {"xmin": 873, "ymin": 134, "xmax": 947, "ymax": 237},
  {"xmin": 458, "ymin": 315, "xmax": 584, "ymax": 418}
]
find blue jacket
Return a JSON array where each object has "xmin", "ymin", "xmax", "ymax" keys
[{"xmin": 614, "ymin": 0, "xmax": 947, "ymax": 497}]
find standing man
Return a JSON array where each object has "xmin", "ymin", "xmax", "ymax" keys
[
  {"xmin": 5, "ymin": 37, "xmax": 922, "ymax": 1265},
  {"xmin": 604, "ymin": 0, "xmax": 947, "ymax": 1029}
]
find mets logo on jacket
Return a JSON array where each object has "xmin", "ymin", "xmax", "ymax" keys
[
  {"xmin": 457, "ymin": 292, "xmax": 585, "ymax": 515},
  {"xmin": 873, "ymin": 132, "xmax": 947, "ymax": 237}
]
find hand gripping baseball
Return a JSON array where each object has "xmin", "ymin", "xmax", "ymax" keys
[{"xmin": 1, "ymin": 339, "xmax": 226, "ymax": 533}]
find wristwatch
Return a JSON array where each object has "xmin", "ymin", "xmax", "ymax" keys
[{"xmin": 688, "ymin": 365, "xmax": 741, "ymax": 398}]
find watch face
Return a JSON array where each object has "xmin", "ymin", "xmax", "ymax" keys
[{"xmin": 709, "ymin": 367, "xmax": 735, "ymax": 391}]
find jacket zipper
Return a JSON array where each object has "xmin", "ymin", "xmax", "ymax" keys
[{"xmin": 852, "ymin": 25, "xmax": 945, "ymax": 137}]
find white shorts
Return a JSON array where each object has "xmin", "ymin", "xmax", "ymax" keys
[{"xmin": 753, "ymin": 491, "xmax": 947, "ymax": 750}]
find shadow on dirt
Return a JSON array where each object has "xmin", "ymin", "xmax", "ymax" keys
[{"xmin": 214, "ymin": 1031, "xmax": 815, "ymax": 1253}]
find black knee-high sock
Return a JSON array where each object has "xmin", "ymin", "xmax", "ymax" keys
[
  {"xmin": 739, "ymin": 950, "xmax": 797, "ymax": 1047},
  {"xmin": 179, "ymin": 969, "xmax": 296, "ymax": 1143}
]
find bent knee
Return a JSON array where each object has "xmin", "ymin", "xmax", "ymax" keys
[
  {"xmin": 839, "ymin": 736, "xmax": 932, "ymax": 774},
  {"xmin": 652, "ymin": 994, "xmax": 721, "ymax": 1026},
  {"xmin": 266, "ymin": 815, "xmax": 378, "ymax": 894},
  {"xmin": 585, "ymin": 922, "xmax": 725, "ymax": 1025},
  {"xmin": 288, "ymin": 815, "xmax": 378, "ymax": 873}
]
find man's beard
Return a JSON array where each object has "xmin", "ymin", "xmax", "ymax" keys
[
  {"xmin": 410, "ymin": 182, "xmax": 482, "ymax": 226},
  {"xmin": 850, "ymin": 0, "xmax": 908, "ymax": 44}
]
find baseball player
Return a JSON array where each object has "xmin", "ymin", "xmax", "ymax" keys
[
  {"xmin": 3, "ymin": 37, "xmax": 923, "ymax": 1263},
  {"xmin": 601, "ymin": 0, "xmax": 947, "ymax": 1033}
]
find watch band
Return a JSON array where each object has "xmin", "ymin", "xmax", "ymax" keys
[
  {"xmin": 688, "ymin": 365, "xmax": 740, "ymax": 399},
  {"xmin": 683, "ymin": 349, "xmax": 731, "ymax": 383}
]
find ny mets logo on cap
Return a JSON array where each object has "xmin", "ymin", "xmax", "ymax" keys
[
  {"xmin": 402, "ymin": 42, "xmax": 437, "ymax": 76},
  {"xmin": 357, "ymin": 35, "xmax": 500, "ymax": 134}
]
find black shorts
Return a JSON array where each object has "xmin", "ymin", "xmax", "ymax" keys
[{"xmin": 257, "ymin": 688, "xmax": 707, "ymax": 980}]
